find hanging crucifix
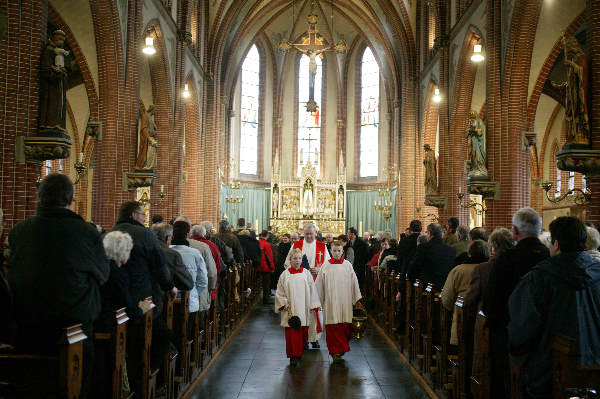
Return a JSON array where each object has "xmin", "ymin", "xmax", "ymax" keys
[{"xmin": 279, "ymin": 0, "xmax": 347, "ymax": 112}]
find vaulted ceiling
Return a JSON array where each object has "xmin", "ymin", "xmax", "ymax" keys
[{"xmin": 206, "ymin": 0, "xmax": 416, "ymax": 97}]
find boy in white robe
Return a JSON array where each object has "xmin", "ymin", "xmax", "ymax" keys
[
  {"xmin": 275, "ymin": 248, "xmax": 321, "ymax": 367},
  {"xmin": 315, "ymin": 240, "xmax": 363, "ymax": 362}
]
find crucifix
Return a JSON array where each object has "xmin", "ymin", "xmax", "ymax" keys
[{"xmin": 279, "ymin": 0, "xmax": 347, "ymax": 112}]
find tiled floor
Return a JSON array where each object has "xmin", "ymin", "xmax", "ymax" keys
[{"xmin": 190, "ymin": 304, "xmax": 430, "ymax": 399}]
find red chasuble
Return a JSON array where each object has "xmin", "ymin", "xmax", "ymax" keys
[{"xmin": 292, "ymin": 240, "xmax": 327, "ymax": 267}]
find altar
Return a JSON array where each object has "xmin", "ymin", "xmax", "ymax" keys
[{"xmin": 270, "ymin": 152, "xmax": 346, "ymax": 235}]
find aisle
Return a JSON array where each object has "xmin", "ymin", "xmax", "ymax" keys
[{"xmin": 189, "ymin": 304, "xmax": 430, "ymax": 399}]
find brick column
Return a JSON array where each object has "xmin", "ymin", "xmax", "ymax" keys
[
  {"xmin": 0, "ymin": 1, "xmax": 49, "ymax": 233},
  {"xmin": 585, "ymin": 0, "xmax": 600, "ymax": 225}
]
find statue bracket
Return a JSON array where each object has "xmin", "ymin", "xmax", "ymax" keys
[
  {"xmin": 124, "ymin": 170, "xmax": 156, "ymax": 191},
  {"xmin": 424, "ymin": 194, "xmax": 447, "ymax": 210},
  {"xmin": 523, "ymin": 131, "xmax": 537, "ymax": 151},
  {"xmin": 556, "ymin": 148, "xmax": 600, "ymax": 178},
  {"xmin": 17, "ymin": 131, "xmax": 72, "ymax": 164},
  {"xmin": 86, "ymin": 121, "xmax": 102, "ymax": 141},
  {"xmin": 467, "ymin": 177, "xmax": 499, "ymax": 200},
  {"xmin": 177, "ymin": 30, "xmax": 193, "ymax": 46}
]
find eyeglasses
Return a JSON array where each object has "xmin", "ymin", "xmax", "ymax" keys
[{"xmin": 135, "ymin": 210, "xmax": 146, "ymax": 215}]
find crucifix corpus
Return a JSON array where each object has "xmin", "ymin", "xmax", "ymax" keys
[{"xmin": 279, "ymin": 1, "xmax": 347, "ymax": 112}]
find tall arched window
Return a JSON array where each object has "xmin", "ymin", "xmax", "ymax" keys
[
  {"xmin": 360, "ymin": 47, "xmax": 379, "ymax": 177},
  {"xmin": 239, "ymin": 44, "xmax": 260, "ymax": 175},
  {"xmin": 298, "ymin": 54, "xmax": 322, "ymax": 176}
]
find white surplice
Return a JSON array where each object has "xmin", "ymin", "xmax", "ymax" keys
[
  {"xmin": 315, "ymin": 259, "xmax": 362, "ymax": 325},
  {"xmin": 274, "ymin": 268, "xmax": 321, "ymax": 328},
  {"xmin": 284, "ymin": 239, "xmax": 331, "ymax": 341}
]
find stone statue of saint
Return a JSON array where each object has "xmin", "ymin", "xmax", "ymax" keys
[
  {"xmin": 337, "ymin": 185, "xmax": 344, "ymax": 215},
  {"xmin": 467, "ymin": 111, "xmax": 487, "ymax": 177},
  {"xmin": 423, "ymin": 144, "xmax": 438, "ymax": 195},
  {"xmin": 39, "ymin": 30, "xmax": 68, "ymax": 132},
  {"xmin": 552, "ymin": 34, "xmax": 590, "ymax": 147},
  {"xmin": 136, "ymin": 104, "xmax": 158, "ymax": 170},
  {"xmin": 303, "ymin": 178, "xmax": 314, "ymax": 215},
  {"xmin": 272, "ymin": 184, "xmax": 279, "ymax": 214}
]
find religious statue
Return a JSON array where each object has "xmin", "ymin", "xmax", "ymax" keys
[
  {"xmin": 272, "ymin": 184, "xmax": 279, "ymax": 216},
  {"xmin": 39, "ymin": 30, "xmax": 69, "ymax": 133},
  {"xmin": 423, "ymin": 144, "xmax": 438, "ymax": 195},
  {"xmin": 467, "ymin": 111, "xmax": 488, "ymax": 177},
  {"xmin": 303, "ymin": 178, "xmax": 314, "ymax": 215},
  {"xmin": 552, "ymin": 33, "xmax": 590, "ymax": 147},
  {"xmin": 136, "ymin": 104, "xmax": 158, "ymax": 170},
  {"xmin": 337, "ymin": 185, "xmax": 344, "ymax": 216}
]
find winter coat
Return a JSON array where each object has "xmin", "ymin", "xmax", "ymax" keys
[
  {"xmin": 8, "ymin": 206, "xmax": 110, "ymax": 347},
  {"xmin": 238, "ymin": 234, "xmax": 261, "ymax": 266},
  {"xmin": 509, "ymin": 251, "xmax": 600, "ymax": 398},
  {"xmin": 257, "ymin": 238, "xmax": 275, "ymax": 273}
]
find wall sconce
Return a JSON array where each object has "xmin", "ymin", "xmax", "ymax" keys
[
  {"xmin": 415, "ymin": 207, "xmax": 439, "ymax": 223},
  {"xmin": 471, "ymin": 43, "xmax": 484, "ymax": 63},
  {"xmin": 182, "ymin": 83, "xmax": 191, "ymax": 99},
  {"xmin": 433, "ymin": 88, "xmax": 441, "ymax": 103},
  {"xmin": 457, "ymin": 192, "xmax": 487, "ymax": 215},
  {"xmin": 74, "ymin": 152, "xmax": 88, "ymax": 184},
  {"xmin": 540, "ymin": 182, "xmax": 590, "ymax": 205},
  {"xmin": 143, "ymin": 35, "xmax": 156, "ymax": 55}
]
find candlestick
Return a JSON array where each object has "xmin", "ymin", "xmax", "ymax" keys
[
  {"xmin": 79, "ymin": 152, "xmax": 83, "ymax": 162},
  {"xmin": 160, "ymin": 184, "xmax": 164, "ymax": 193}
]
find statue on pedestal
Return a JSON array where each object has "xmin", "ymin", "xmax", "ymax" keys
[
  {"xmin": 424, "ymin": 144, "xmax": 438, "ymax": 195},
  {"xmin": 39, "ymin": 30, "xmax": 69, "ymax": 134},
  {"xmin": 272, "ymin": 184, "xmax": 279, "ymax": 217},
  {"xmin": 467, "ymin": 111, "xmax": 488, "ymax": 177},
  {"xmin": 303, "ymin": 178, "xmax": 314, "ymax": 215},
  {"xmin": 552, "ymin": 33, "xmax": 590, "ymax": 147},
  {"xmin": 136, "ymin": 104, "xmax": 158, "ymax": 170}
]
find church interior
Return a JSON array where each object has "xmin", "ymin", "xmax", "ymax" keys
[{"xmin": 1, "ymin": 0, "xmax": 600, "ymax": 398}]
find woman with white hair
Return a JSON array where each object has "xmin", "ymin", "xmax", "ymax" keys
[
  {"xmin": 585, "ymin": 226, "xmax": 600, "ymax": 261},
  {"xmin": 95, "ymin": 231, "xmax": 153, "ymax": 332}
]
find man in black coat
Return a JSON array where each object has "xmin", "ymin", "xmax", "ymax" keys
[
  {"xmin": 237, "ymin": 230, "xmax": 261, "ymax": 266},
  {"xmin": 111, "ymin": 201, "xmax": 177, "ymax": 393},
  {"xmin": 396, "ymin": 219, "xmax": 422, "ymax": 274},
  {"xmin": 151, "ymin": 222, "xmax": 194, "ymax": 291},
  {"xmin": 483, "ymin": 207, "xmax": 549, "ymax": 399},
  {"xmin": 407, "ymin": 223, "xmax": 455, "ymax": 290},
  {"xmin": 509, "ymin": 216, "xmax": 600, "ymax": 398},
  {"xmin": 348, "ymin": 227, "xmax": 369, "ymax": 288},
  {"xmin": 8, "ymin": 173, "xmax": 110, "ymax": 398}
]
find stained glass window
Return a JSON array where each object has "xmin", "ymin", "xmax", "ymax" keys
[
  {"xmin": 555, "ymin": 166, "xmax": 561, "ymax": 198},
  {"xmin": 240, "ymin": 44, "xmax": 260, "ymax": 175},
  {"xmin": 568, "ymin": 171, "xmax": 575, "ymax": 191},
  {"xmin": 298, "ymin": 54, "xmax": 322, "ymax": 176},
  {"xmin": 360, "ymin": 47, "xmax": 379, "ymax": 177}
]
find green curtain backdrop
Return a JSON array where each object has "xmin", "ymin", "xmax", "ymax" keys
[
  {"xmin": 220, "ymin": 185, "xmax": 271, "ymax": 232},
  {"xmin": 346, "ymin": 188, "xmax": 397, "ymax": 237}
]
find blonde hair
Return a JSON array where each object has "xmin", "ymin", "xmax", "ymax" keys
[
  {"xmin": 290, "ymin": 248, "xmax": 303, "ymax": 258},
  {"xmin": 331, "ymin": 240, "xmax": 344, "ymax": 249}
]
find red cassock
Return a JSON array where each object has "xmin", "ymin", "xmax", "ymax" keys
[{"xmin": 325, "ymin": 323, "xmax": 352, "ymax": 355}]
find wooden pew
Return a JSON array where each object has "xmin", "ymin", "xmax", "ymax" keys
[
  {"xmin": 136, "ymin": 306, "xmax": 158, "ymax": 399},
  {"xmin": 451, "ymin": 295, "xmax": 474, "ymax": 399},
  {"xmin": 403, "ymin": 275, "xmax": 413, "ymax": 356},
  {"xmin": 189, "ymin": 310, "xmax": 205, "ymax": 379},
  {"xmin": 92, "ymin": 308, "xmax": 132, "ymax": 399},
  {"xmin": 422, "ymin": 283, "xmax": 440, "ymax": 381},
  {"xmin": 470, "ymin": 311, "xmax": 490, "ymax": 399},
  {"xmin": 0, "ymin": 324, "xmax": 86, "ymax": 398},
  {"xmin": 552, "ymin": 333, "xmax": 600, "ymax": 399},
  {"xmin": 393, "ymin": 273, "xmax": 406, "ymax": 344},
  {"xmin": 162, "ymin": 293, "xmax": 177, "ymax": 399},
  {"xmin": 434, "ymin": 293, "xmax": 455, "ymax": 397},
  {"xmin": 410, "ymin": 280, "xmax": 425, "ymax": 367},
  {"xmin": 173, "ymin": 292, "xmax": 192, "ymax": 393}
]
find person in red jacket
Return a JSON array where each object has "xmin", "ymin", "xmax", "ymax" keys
[{"xmin": 258, "ymin": 230, "xmax": 275, "ymax": 304}]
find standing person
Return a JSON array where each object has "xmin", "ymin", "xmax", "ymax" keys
[
  {"xmin": 275, "ymin": 249, "xmax": 321, "ymax": 367},
  {"xmin": 347, "ymin": 227, "xmax": 369, "ymax": 289},
  {"xmin": 509, "ymin": 217, "xmax": 600, "ymax": 398},
  {"xmin": 274, "ymin": 234, "xmax": 292, "ymax": 291},
  {"xmin": 407, "ymin": 223, "xmax": 455, "ymax": 290},
  {"xmin": 8, "ymin": 174, "xmax": 110, "ymax": 398},
  {"xmin": 285, "ymin": 223, "xmax": 330, "ymax": 348},
  {"xmin": 315, "ymin": 241, "xmax": 363, "ymax": 363},
  {"xmin": 258, "ymin": 230, "xmax": 275, "ymax": 304},
  {"xmin": 325, "ymin": 233, "xmax": 334, "ymax": 256},
  {"xmin": 443, "ymin": 217, "xmax": 459, "ymax": 245},
  {"xmin": 338, "ymin": 234, "xmax": 355, "ymax": 265},
  {"xmin": 483, "ymin": 207, "xmax": 549, "ymax": 399}
]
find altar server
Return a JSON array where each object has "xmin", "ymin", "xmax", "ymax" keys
[
  {"xmin": 315, "ymin": 240, "xmax": 363, "ymax": 362},
  {"xmin": 275, "ymin": 248, "xmax": 321, "ymax": 367},
  {"xmin": 285, "ymin": 223, "xmax": 330, "ymax": 347}
]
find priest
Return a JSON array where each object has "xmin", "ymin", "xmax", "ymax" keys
[
  {"xmin": 315, "ymin": 240, "xmax": 363, "ymax": 363},
  {"xmin": 285, "ymin": 223, "xmax": 330, "ymax": 348},
  {"xmin": 275, "ymin": 248, "xmax": 321, "ymax": 367}
]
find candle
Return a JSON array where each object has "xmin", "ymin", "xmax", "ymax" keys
[
  {"xmin": 459, "ymin": 186, "xmax": 462, "ymax": 194},
  {"xmin": 359, "ymin": 221, "xmax": 363, "ymax": 236},
  {"xmin": 79, "ymin": 152, "xmax": 83, "ymax": 162},
  {"xmin": 160, "ymin": 185, "xmax": 164, "ymax": 193},
  {"xmin": 255, "ymin": 219, "xmax": 259, "ymax": 233}
]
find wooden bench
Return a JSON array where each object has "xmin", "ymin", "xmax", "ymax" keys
[
  {"xmin": 410, "ymin": 280, "xmax": 425, "ymax": 367},
  {"xmin": 0, "ymin": 324, "xmax": 86, "ymax": 398},
  {"xmin": 470, "ymin": 311, "xmax": 490, "ymax": 399},
  {"xmin": 135, "ymin": 306, "xmax": 158, "ymax": 399},
  {"xmin": 422, "ymin": 284, "xmax": 440, "ymax": 381},
  {"xmin": 92, "ymin": 308, "xmax": 132, "ymax": 399},
  {"xmin": 162, "ymin": 293, "xmax": 177, "ymax": 399},
  {"xmin": 403, "ymin": 275, "xmax": 413, "ymax": 356},
  {"xmin": 173, "ymin": 292, "xmax": 192, "ymax": 393},
  {"xmin": 452, "ymin": 295, "xmax": 475, "ymax": 399},
  {"xmin": 552, "ymin": 333, "xmax": 600, "ymax": 399},
  {"xmin": 434, "ymin": 293, "xmax": 455, "ymax": 397}
]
